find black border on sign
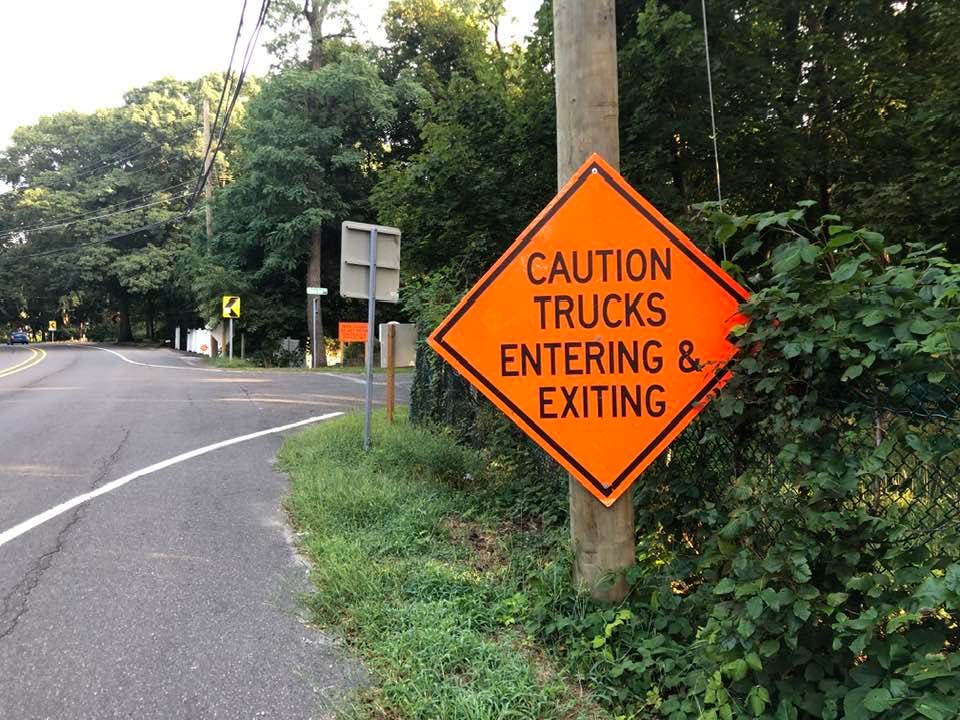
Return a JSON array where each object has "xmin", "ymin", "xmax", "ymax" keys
[{"xmin": 433, "ymin": 161, "xmax": 747, "ymax": 498}]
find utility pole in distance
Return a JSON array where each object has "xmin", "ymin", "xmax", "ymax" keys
[
  {"xmin": 553, "ymin": 0, "xmax": 635, "ymax": 602},
  {"xmin": 202, "ymin": 97, "xmax": 215, "ymax": 243}
]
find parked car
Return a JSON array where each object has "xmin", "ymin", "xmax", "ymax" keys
[{"xmin": 8, "ymin": 331, "xmax": 29, "ymax": 345}]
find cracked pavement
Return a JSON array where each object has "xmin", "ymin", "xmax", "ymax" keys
[{"xmin": 0, "ymin": 344, "xmax": 408, "ymax": 719}]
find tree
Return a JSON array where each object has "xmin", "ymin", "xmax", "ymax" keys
[
  {"xmin": 0, "ymin": 74, "xmax": 244, "ymax": 339},
  {"xmin": 211, "ymin": 50, "xmax": 398, "ymax": 355}
]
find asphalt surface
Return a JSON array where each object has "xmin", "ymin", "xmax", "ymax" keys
[{"xmin": 0, "ymin": 343, "xmax": 409, "ymax": 719}]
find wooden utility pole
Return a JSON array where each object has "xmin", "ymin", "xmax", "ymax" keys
[
  {"xmin": 553, "ymin": 0, "xmax": 635, "ymax": 602},
  {"xmin": 302, "ymin": 0, "xmax": 333, "ymax": 367},
  {"xmin": 202, "ymin": 98, "xmax": 215, "ymax": 242}
]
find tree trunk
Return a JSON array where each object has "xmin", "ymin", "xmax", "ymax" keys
[
  {"xmin": 306, "ymin": 226, "xmax": 327, "ymax": 366},
  {"xmin": 670, "ymin": 132, "xmax": 686, "ymax": 202},
  {"xmin": 117, "ymin": 297, "xmax": 133, "ymax": 342}
]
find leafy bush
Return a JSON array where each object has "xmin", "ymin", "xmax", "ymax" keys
[{"xmin": 410, "ymin": 204, "xmax": 960, "ymax": 719}]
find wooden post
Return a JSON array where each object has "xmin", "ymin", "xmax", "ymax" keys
[
  {"xmin": 553, "ymin": 0, "xmax": 635, "ymax": 602},
  {"xmin": 386, "ymin": 323, "xmax": 396, "ymax": 423},
  {"xmin": 202, "ymin": 98, "xmax": 214, "ymax": 242}
]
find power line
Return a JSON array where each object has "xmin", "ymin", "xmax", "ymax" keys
[
  {"xmin": 0, "ymin": 212, "xmax": 193, "ymax": 264},
  {"xmin": 69, "ymin": 130, "xmax": 196, "ymax": 180},
  {"xmin": 700, "ymin": 0, "xmax": 726, "ymax": 261},
  {"xmin": 190, "ymin": 0, "xmax": 271, "ymax": 211},
  {"xmin": 0, "ymin": 191, "xmax": 194, "ymax": 240},
  {"xmin": 0, "ymin": 179, "xmax": 196, "ymax": 239},
  {"xmin": 198, "ymin": 0, "xmax": 249, "ymax": 185}
]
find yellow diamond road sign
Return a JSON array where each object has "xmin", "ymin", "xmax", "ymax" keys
[
  {"xmin": 222, "ymin": 296, "xmax": 241, "ymax": 319},
  {"xmin": 48, "ymin": 321, "xmax": 57, "ymax": 331}
]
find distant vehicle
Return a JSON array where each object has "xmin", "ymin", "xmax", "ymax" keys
[{"xmin": 8, "ymin": 331, "xmax": 29, "ymax": 345}]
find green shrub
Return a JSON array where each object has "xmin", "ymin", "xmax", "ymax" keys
[{"xmin": 408, "ymin": 203, "xmax": 960, "ymax": 719}]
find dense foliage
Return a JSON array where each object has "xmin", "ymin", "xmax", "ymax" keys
[{"xmin": 3, "ymin": 1, "xmax": 960, "ymax": 715}]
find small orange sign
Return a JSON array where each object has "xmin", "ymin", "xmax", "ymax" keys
[
  {"xmin": 428, "ymin": 154, "xmax": 750, "ymax": 506},
  {"xmin": 339, "ymin": 322, "xmax": 369, "ymax": 343}
]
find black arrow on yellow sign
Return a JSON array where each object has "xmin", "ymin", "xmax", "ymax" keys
[{"xmin": 222, "ymin": 296, "xmax": 241, "ymax": 319}]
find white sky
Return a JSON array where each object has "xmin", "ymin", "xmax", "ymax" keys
[{"xmin": 0, "ymin": 0, "xmax": 541, "ymax": 152}]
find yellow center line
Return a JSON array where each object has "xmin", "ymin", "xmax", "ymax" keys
[
  {"xmin": 0, "ymin": 349, "xmax": 39, "ymax": 375},
  {"xmin": 0, "ymin": 348, "xmax": 47, "ymax": 378}
]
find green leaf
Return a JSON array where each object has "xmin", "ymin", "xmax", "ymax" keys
[
  {"xmin": 915, "ymin": 697, "xmax": 955, "ymax": 720},
  {"xmin": 826, "ymin": 232, "xmax": 857, "ymax": 249},
  {"xmin": 843, "ymin": 687, "xmax": 872, "ymax": 720},
  {"xmin": 863, "ymin": 688, "xmax": 897, "ymax": 712},
  {"xmin": 746, "ymin": 597, "xmax": 765, "ymax": 619},
  {"xmin": 713, "ymin": 578, "xmax": 736, "ymax": 595},
  {"xmin": 800, "ymin": 243, "xmax": 820, "ymax": 263},
  {"xmin": 792, "ymin": 599, "xmax": 811, "ymax": 621},
  {"xmin": 748, "ymin": 685, "xmax": 770, "ymax": 716},
  {"xmin": 745, "ymin": 652, "xmax": 763, "ymax": 672},
  {"xmin": 759, "ymin": 639, "xmax": 781, "ymax": 657},
  {"xmin": 910, "ymin": 319, "xmax": 937, "ymax": 335},
  {"xmin": 861, "ymin": 309, "xmax": 886, "ymax": 327},
  {"xmin": 826, "ymin": 592, "xmax": 849, "ymax": 607},
  {"xmin": 831, "ymin": 260, "xmax": 861, "ymax": 282},
  {"xmin": 716, "ymin": 223, "xmax": 738, "ymax": 244},
  {"xmin": 841, "ymin": 364, "xmax": 864, "ymax": 381},
  {"xmin": 772, "ymin": 248, "xmax": 802, "ymax": 275},
  {"xmin": 723, "ymin": 658, "xmax": 749, "ymax": 681}
]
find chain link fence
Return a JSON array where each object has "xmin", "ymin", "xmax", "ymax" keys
[{"xmin": 413, "ymin": 337, "xmax": 960, "ymax": 561}]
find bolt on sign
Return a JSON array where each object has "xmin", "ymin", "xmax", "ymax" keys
[
  {"xmin": 222, "ymin": 296, "xmax": 241, "ymax": 319},
  {"xmin": 428, "ymin": 154, "xmax": 750, "ymax": 507}
]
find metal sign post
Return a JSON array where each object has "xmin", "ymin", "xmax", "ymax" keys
[
  {"xmin": 312, "ymin": 297, "xmax": 318, "ymax": 368},
  {"xmin": 363, "ymin": 228, "xmax": 378, "ymax": 450},
  {"xmin": 222, "ymin": 296, "xmax": 240, "ymax": 362},
  {"xmin": 340, "ymin": 222, "xmax": 400, "ymax": 450}
]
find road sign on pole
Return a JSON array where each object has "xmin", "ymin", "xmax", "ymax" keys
[
  {"xmin": 339, "ymin": 322, "xmax": 368, "ymax": 343},
  {"xmin": 428, "ymin": 153, "xmax": 750, "ymax": 508},
  {"xmin": 311, "ymin": 297, "xmax": 318, "ymax": 368},
  {"xmin": 222, "ymin": 296, "xmax": 240, "ymax": 319},
  {"xmin": 339, "ymin": 222, "xmax": 401, "ymax": 304},
  {"xmin": 48, "ymin": 321, "xmax": 57, "ymax": 331},
  {"xmin": 340, "ymin": 221, "xmax": 402, "ymax": 451},
  {"xmin": 306, "ymin": 287, "xmax": 328, "ymax": 296}
]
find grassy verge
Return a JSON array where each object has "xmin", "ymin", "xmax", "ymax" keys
[
  {"xmin": 208, "ymin": 356, "xmax": 258, "ymax": 369},
  {"xmin": 206, "ymin": 355, "xmax": 413, "ymax": 373},
  {"xmin": 279, "ymin": 411, "xmax": 601, "ymax": 720}
]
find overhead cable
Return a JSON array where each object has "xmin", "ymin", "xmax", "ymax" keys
[
  {"xmin": 0, "ymin": 179, "xmax": 196, "ymax": 239},
  {"xmin": 0, "ymin": 191, "xmax": 193, "ymax": 239},
  {"xmin": 0, "ymin": 212, "xmax": 193, "ymax": 263}
]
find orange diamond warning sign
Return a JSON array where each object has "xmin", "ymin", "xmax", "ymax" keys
[{"xmin": 428, "ymin": 154, "xmax": 750, "ymax": 506}]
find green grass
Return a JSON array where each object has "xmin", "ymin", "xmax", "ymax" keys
[
  {"xmin": 208, "ymin": 356, "xmax": 258, "ymax": 369},
  {"xmin": 279, "ymin": 411, "xmax": 600, "ymax": 720}
]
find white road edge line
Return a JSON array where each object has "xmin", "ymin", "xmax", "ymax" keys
[
  {"xmin": 0, "ymin": 412, "xmax": 344, "ymax": 550},
  {"xmin": 88, "ymin": 345, "xmax": 223, "ymax": 372},
  {"xmin": 86, "ymin": 346, "xmax": 387, "ymax": 384}
]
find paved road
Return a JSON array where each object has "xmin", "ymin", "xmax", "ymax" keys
[{"xmin": 0, "ymin": 344, "xmax": 409, "ymax": 719}]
